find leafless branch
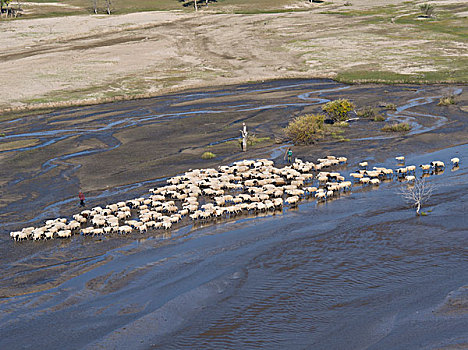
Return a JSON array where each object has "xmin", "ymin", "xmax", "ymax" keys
[{"xmin": 398, "ymin": 177, "xmax": 434, "ymax": 215}]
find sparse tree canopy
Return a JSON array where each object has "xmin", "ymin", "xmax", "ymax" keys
[
  {"xmin": 181, "ymin": 0, "xmax": 213, "ymax": 11},
  {"xmin": 91, "ymin": 0, "xmax": 112, "ymax": 15},
  {"xmin": 419, "ymin": 3, "xmax": 435, "ymax": 18}
]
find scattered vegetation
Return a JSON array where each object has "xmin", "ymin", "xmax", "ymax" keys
[
  {"xmin": 336, "ymin": 67, "xmax": 467, "ymax": 84},
  {"xmin": 334, "ymin": 121, "xmax": 349, "ymax": 127},
  {"xmin": 331, "ymin": 130, "xmax": 350, "ymax": 142},
  {"xmin": 356, "ymin": 106, "xmax": 386, "ymax": 122},
  {"xmin": 284, "ymin": 114, "xmax": 325, "ymax": 144},
  {"xmin": 2, "ymin": 0, "xmax": 319, "ymax": 18},
  {"xmin": 419, "ymin": 3, "xmax": 435, "ymax": 18},
  {"xmin": 381, "ymin": 122, "xmax": 411, "ymax": 132},
  {"xmin": 356, "ymin": 106, "xmax": 376, "ymax": 119},
  {"xmin": 379, "ymin": 102, "xmax": 397, "ymax": 110},
  {"xmin": 322, "ymin": 99, "xmax": 355, "ymax": 122},
  {"xmin": 201, "ymin": 151, "xmax": 216, "ymax": 159},
  {"xmin": 438, "ymin": 95, "xmax": 455, "ymax": 106},
  {"xmin": 0, "ymin": 132, "xmax": 5, "ymax": 137},
  {"xmin": 237, "ymin": 135, "xmax": 271, "ymax": 148}
]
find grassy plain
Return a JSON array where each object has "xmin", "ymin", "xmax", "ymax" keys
[{"xmin": 0, "ymin": 0, "xmax": 466, "ymax": 113}]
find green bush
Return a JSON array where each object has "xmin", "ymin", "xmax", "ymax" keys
[
  {"xmin": 356, "ymin": 107, "xmax": 385, "ymax": 122},
  {"xmin": 284, "ymin": 114, "xmax": 325, "ymax": 144},
  {"xmin": 438, "ymin": 95, "xmax": 455, "ymax": 106},
  {"xmin": 201, "ymin": 151, "xmax": 216, "ymax": 159},
  {"xmin": 381, "ymin": 122, "xmax": 411, "ymax": 132},
  {"xmin": 322, "ymin": 99, "xmax": 355, "ymax": 122},
  {"xmin": 356, "ymin": 106, "xmax": 376, "ymax": 118}
]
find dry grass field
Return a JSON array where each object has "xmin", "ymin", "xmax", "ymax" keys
[{"xmin": 0, "ymin": 0, "xmax": 466, "ymax": 113}]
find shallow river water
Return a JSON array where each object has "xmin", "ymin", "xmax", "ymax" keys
[{"xmin": 0, "ymin": 80, "xmax": 466, "ymax": 349}]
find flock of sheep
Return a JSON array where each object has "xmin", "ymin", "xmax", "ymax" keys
[{"xmin": 9, "ymin": 155, "xmax": 460, "ymax": 242}]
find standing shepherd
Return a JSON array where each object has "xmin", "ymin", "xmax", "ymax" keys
[
  {"xmin": 284, "ymin": 148, "xmax": 293, "ymax": 164},
  {"xmin": 240, "ymin": 122, "xmax": 248, "ymax": 152},
  {"xmin": 78, "ymin": 191, "xmax": 85, "ymax": 207}
]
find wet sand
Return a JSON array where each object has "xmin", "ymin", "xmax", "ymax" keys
[{"xmin": 0, "ymin": 79, "xmax": 467, "ymax": 349}]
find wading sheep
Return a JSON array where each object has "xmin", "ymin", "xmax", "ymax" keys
[{"xmin": 11, "ymin": 153, "xmax": 454, "ymax": 242}]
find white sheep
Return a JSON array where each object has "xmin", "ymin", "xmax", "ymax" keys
[
  {"xmin": 57, "ymin": 230, "xmax": 72, "ymax": 239},
  {"xmin": 315, "ymin": 192, "xmax": 326, "ymax": 200},
  {"xmin": 360, "ymin": 177, "xmax": 371, "ymax": 184},
  {"xmin": 395, "ymin": 156, "xmax": 405, "ymax": 162},
  {"xmin": 10, "ymin": 155, "xmax": 373, "ymax": 242},
  {"xmin": 420, "ymin": 164, "xmax": 431, "ymax": 172},
  {"xmin": 285, "ymin": 196, "xmax": 299, "ymax": 206},
  {"xmin": 350, "ymin": 173, "xmax": 363, "ymax": 179},
  {"xmin": 406, "ymin": 165, "xmax": 416, "ymax": 173},
  {"xmin": 118, "ymin": 225, "xmax": 133, "ymax": 234},
  {"xmin": 431, "ymin": 161, "xmax": 445, "ymax": 168}
]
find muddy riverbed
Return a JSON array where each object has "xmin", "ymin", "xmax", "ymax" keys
[{"xmin": 0, "ymin": 79, "xmax": 467, "ymax": 349}]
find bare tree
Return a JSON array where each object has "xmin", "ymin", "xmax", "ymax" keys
[
  {"xmin": 93, "ymin": 0, "xmax": 97, "ymax": 14},
  {"xmin": 240, "ymin": 122, "xmax": 248, "ymax": 152},
  {"xmin": 105, "ymin": 0, "xmax": 111, "ymax": 14},
  {"xmin": 399, "ymin": 178, "xmax": 434, "ymax": 215},
  {"xmin": 419, "ymin": 3, "xmax": 434, "ymax": 18}
]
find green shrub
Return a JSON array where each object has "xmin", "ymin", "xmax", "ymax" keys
[
  {"xmin": 284, "ymin": 114, "xmax": 325, "ymax": 144},
  {"xmin": 381, "ymin": 122, "xmax": 411, "ymax": 132},
  {"xmin": 438, "ymin": 95, "xmax": 455, "ymax": 106},
  {"xmin": 419, "ymin": 3, "xmax": 434, "ymax": 17},
  {"xmin": 201, "ymin": 151, "xmax": 216, "ymax": 159},
  {"xmin": 322, "ymin": 99, "xmax": 355, "ymax": 122},
  {"xmin": 356, "ymin": 107, "xmax": 385, "ymax": 122},
  {"xmin": 0, "ymin": 133, "xmax": 5, "ymax": 137},
  {"xmin": 356, "ymin": 106, "xmax": 376, "ymax": 118}
]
